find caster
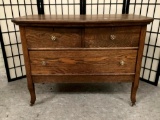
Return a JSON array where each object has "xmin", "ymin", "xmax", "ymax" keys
[
  {"xmin": 131, "ymin": 102, "xmax": 136, "ymax": 106},
  {"xmin": 30, "ymin": 102, "xmax": 34, "ymax": 106}
]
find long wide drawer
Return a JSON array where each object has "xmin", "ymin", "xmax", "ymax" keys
[
  {"xmin": 85, "ymin": 26, "xmax": 141, "ymax": 47},
  {"xmin": 29, "ymin": 50, "xmax": 137, "ymax": 75},
  {"xmin": 25, "ymin": 27, "xmax": 82, "ymax": 48}
]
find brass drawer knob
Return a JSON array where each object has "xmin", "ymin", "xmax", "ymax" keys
[
  {"xmin": 42, "ymin": 61, "xmax": 46, "ymax": 66},
  {"xmin": 120, "ymin": 60, "xmax": 125, "ymax": 66},
  {"xmin": 51, "ymin": 35, "xmax": 56, "ymax": 41},
  {"xmin": 110, "ymin": 35, "xmax": 116, "ymax": 40}
]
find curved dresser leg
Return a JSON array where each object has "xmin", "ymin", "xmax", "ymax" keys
[
  {"xmin": 28, "ymin": 83, "xmax": 36, "ymax": 106},
  {"xmin": 131, "ymin": 82, "xmax": 138, "ymax": 106},
  {"xmin": 19, "ymin": 26, "xmax": 36, "ymax": 106}
]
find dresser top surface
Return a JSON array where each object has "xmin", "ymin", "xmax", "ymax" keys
[{"xmin": 12, "ymin": 14, "xmax": 153, "ymax": 26}]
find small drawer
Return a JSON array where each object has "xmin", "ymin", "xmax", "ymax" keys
[
  {"xmin": 84, "ymin": 26, "xmax": 141, "ymax": 47},
  {"xmin": 29, "ymin": 50, "xmax": 137, "ymax": 75},
  {"xmin": 25, "ymin": 27, "xmax": 81, "ymax": 48}
]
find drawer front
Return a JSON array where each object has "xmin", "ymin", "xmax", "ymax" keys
[
  {"xmin": 84, "ymin": 26, "xmax": 141, "ymax": 47},
  {"xmin": 25, "ymin": 27, "xmax": 81, "ymax": 48},
  {"xmin": 29, "ymin": 50, "xmax": 137, "ymax": 75}
]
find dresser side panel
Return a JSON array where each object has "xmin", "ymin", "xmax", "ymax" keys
[
  {"xmin": 19, "ymin": 26, "xmax": 33, "ymax": 88},
  {"xmin": 134, "ymin": 26, "xmax": 147, "ymax": 85}
]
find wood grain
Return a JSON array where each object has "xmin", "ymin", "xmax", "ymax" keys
[
  {"xmin": 19, "ymin": 26, "xmax": 36, "ymax": 106},
  {"xmin": 131, "ymin": 26, "xmax": 147, "ymax": 105},
  {"xmin": 12, "ymin": 14, "xmax": 153, "ymax": 26},
  {"xmin": 85, "ymin": 26, "xmax": 140, "ymax": 47},
  {"xmin": 29, "ymin": 50, "xmax": 137, "ymax": 75},
  {"xmin": 28, "ymin": 47, "xmax": 139, "ymax": 51},
  {"xmin": 26, "ymin": 27, "xmax": 82, "ymax": 48},
  {"xmin": 11, "ymin": 14, "xmax": 153, "ymax": 106},
  {"xmin": 32, "ymin": 75, "xmax": 135, "ymax": 83}
]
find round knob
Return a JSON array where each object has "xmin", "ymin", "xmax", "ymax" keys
[
  {"xmin": 120, "ymin": 60, "xmax": 125, "ymax": 66},
  {"xmin": 110, "ymin": 35, "xmax": 116, "ymax": 40},
  {"xmin": 51, "ymin": 35, "xmax": 56, "ymax": 41},
  {"xmin": 42, "ymin": 61, "xmax": 46, "ymax": 66}
]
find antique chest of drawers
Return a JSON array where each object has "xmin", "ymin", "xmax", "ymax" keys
[{"xmin": 12, "ymin": 14, "xmax": 153, "ymax": 106}]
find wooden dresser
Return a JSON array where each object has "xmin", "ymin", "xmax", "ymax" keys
[{"xmin": 12, "ymin": 14, "xmax": 153, "ymax": 106}]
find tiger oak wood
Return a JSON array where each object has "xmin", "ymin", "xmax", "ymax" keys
[
  {"xmin": 19, "ymin": 27, "xmax": 36, "ymax": 106},
  {"xmin": 85, "ymin": 26, "xmax": 140, "ymax": 47},
  {"xmin": 29, "ymin": 50, "xmax": 137, "ymax": 74},
  {"xmin": 12, "ymin": 14, "xmax": 153, "ymax": 106},
  {"xmin": 32, "ymin": 75, "xmax": 135, "ymax": 83},
  {"xmin": 26, "ymin": 27, "xmax": 82, "ymax": 48}
]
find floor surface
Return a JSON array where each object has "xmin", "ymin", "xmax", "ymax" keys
[{"xmin": 0, "ymin": 48, "xmax": 160, "ymax": 120}]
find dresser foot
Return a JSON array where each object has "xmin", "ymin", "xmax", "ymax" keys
[
  {"xmin": 131, "ymin": 82, "xmax": 138, "ymax": 106},
  {"xmin": 28, "ymin": 83, "xmax": 36, "ymax": 106},
  {"xmin": 131, "ymin": 102, "xmax": 136, "ymax": 106},
  {"xmin": 29, "ymin": 92, "xmax": 36, "ymax": 106},
  {"xmin": 30, "ymin": 103, "xmax": 34, "ymax": 106},
  {"xmin": 29, "ymin": 93, "xmax": 36, "ymax": 106},
  {"xmin": 30, "ymin": 97, "xmax": 36, "ymax": 106}
]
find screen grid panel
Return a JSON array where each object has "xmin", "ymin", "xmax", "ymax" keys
[
  {"xmin": 43, "ymin": 0, "xmax": 80, "ymax": 15},
  {"xmin": 129, "ymin": 0, "xmax": 160, "ymax": 85},
  {"xmin": 0, "ymin": 0, "xmax": 38, "ymax": 81},
  {"xmin": 86, "ymin": 0, "xmax": 124, "ymax": 15}
]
